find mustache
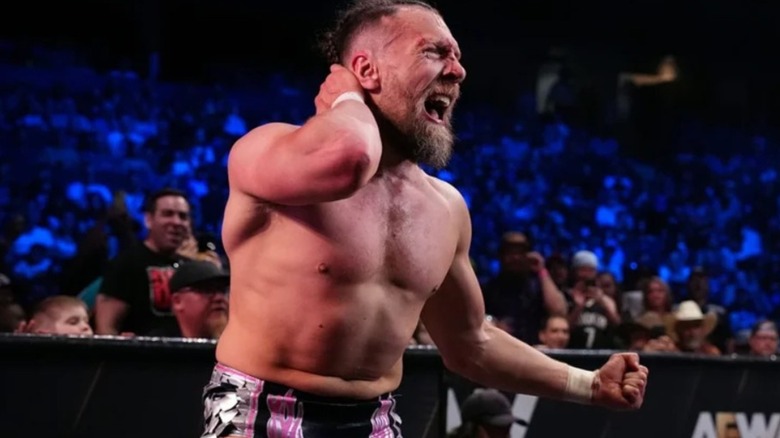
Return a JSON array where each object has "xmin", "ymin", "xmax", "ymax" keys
[{"xmin": 427, "ymin": 85, "xmax": 461, "ymax": 100}]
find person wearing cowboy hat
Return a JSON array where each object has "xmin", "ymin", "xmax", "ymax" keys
[{"xmin": 667, "ymin": 300, "xmax": 720, "ymax": 355}]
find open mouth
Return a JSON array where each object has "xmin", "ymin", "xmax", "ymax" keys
[{"xmin": 424, "ymin": 94, "xmax": 452, "ymax": 123}]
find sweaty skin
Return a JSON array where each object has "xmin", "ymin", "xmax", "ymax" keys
[
  {"xmin": 216, "ymin": 6, "xmax": 464, "ymax": 400},
  {"xmin": 218, "ymin": 163, "xmax": 459, "ymax": 398}
]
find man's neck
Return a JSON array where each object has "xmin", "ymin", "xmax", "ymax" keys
[
  {"xmin": 376, "ymin": 135, "xmax": 410, "ymax": 171},
  {"xmin": 374, "ymin": 113, "xmax": 416, "ymax": 173},
  {"xmin": 143, "ymin": 239, "xmax": 176, "ymax": 257},
  {"xmin": 178, "ymin": 321, "xmax": 206, "ymax": 339}
]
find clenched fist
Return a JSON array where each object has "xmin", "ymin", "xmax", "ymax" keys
[{"xmin": 592, "ymin": 352, "xmax": 649, "ymax": 410}]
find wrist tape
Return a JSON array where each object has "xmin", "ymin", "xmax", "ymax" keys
[
  {"xmin": 331, "ymin": 91, "xmax": 364, "ymax": 108},
  {"xmin": 563, "ymin": 366, "xmax": 596, "ymax": 404}
]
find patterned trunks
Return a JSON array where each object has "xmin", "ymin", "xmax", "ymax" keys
[{"xmin": 201, "ymin": 363, "xmax": 403, "ymax": 438}]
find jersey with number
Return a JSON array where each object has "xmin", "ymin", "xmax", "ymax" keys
[
  {"xmin": 98, "ymin": 242, "xmax": 190, "ymax": 335},
  {"xmin": 568, "ymin": 298, "xmax": 615, "ymax": 349}
]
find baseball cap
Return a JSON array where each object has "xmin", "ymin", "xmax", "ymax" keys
[
  {"xmin": 461, "ymin": 389, "xmax": 526, "ymax": 427},
  {"xmin": 169, "ymin": 261, "xmax": 229, "ymax": 293},
  {"xmin": 571, "ymin": 250, "xmax": 598, "ymax": 269}
]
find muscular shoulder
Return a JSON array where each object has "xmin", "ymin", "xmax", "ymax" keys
[
  {"xmin": 425, "ymin": 174, "xmax": 468, "ymax": 215},
  {"xmin": 230, "ymin": 123, "xmax": 299, "ymax": 158},
  {"xmin": 226, "ymin": 122, "xmax": 301, "ymax": 200},
  {"xmin": 424, "ymin": 174, "xmax": 471, "ymax": 241}
]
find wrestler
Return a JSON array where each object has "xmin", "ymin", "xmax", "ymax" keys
[{"xmin": 203, "ymin": 1, "xmax": 648, "ymax": 436}]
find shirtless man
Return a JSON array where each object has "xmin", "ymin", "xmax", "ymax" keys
[{"xmin": 203, "ymin": 1, "xmax": 648, "ymax": 436}]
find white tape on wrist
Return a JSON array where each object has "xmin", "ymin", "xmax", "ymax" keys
[
  {"xmin": 331, "ymin": 91, "xmax": 365, "ymax": 108},
  {"xmin": 563, "ymin": 366, "xmax": 596, "ymax": 404}
]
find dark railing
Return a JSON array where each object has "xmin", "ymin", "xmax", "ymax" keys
[
  {"xmin": 0, "ymin": 334, "xmax": 443, "ymax": 438},
  {"xmin": 1, "ymin": 334, "xmax": 778, "ymax": 438}
]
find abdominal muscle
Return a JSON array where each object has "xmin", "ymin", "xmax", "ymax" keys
[{"xmin": 215, "ymin": 276, "xmax": 423, "ymax": 400}]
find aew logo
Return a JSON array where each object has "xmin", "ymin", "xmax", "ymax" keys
[{"xmin": 692, "ymin": 412, "xmax": 780, "ymax": 438}]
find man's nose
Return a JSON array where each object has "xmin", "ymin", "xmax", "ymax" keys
[{"xmin": 443, "ymin": 57, "xmax": 466, "ymax": 83}]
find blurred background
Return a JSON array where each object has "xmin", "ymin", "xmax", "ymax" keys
[{"xmin": 0, "ymin": 0, "xmax": 778, "ymax": 349}]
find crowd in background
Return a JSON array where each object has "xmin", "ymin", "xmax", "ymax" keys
[{"xmin": 0, "ymin": 43, "xmax": 778, "ymax": 358}]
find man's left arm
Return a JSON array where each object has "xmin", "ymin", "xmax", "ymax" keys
[{"xmin": 420, "ymin": 188, "xmax": 648, "ymax": 409}]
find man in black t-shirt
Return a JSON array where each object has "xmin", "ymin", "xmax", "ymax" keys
[{"xmin": 94, "ymin": 188, "xmax": 192, "ymax": 335}]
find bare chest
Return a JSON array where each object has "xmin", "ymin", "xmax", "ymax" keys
[{"xmin": 283, "ymin": 178, "xmax": 457, "ymax": 294}]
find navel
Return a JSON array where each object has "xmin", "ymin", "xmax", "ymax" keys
[{"xmin": 317, "ymin": 263, "xmax": 330, "ymax": 274}]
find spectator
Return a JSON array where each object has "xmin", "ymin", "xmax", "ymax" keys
[
  {"xmin": 682, "ymin": 267, "xmax": 734, "ymax": 354},
  {"xmin": 482, "ymin": 232, "xmax": 567, "ymax": 345},
  {"xmin": 535, "ymin": 315, "xmax": 570, "ymax": 350},
  {"xmin": 94, "ymin": 188, "xmax": 192, "ymax": 335},
  {"xmin": 635, "ymin": 276, "xmax": 674, "ymax": 322},
  {"xmin": 149, "ymin": 260, "xmax": 229, "ymax": 339},
  {"xmin": 17, "ymin": 295, "xmax": 92, "ymax": 336},
  {"xmin": 567, "ymin": 250, "xmax": 621, "ymax": 349},
  {"xmin": 747, "ymin": 320, "xmax": 778, "ymax": 358},
  {"xmin": 448, "ymin": 388, "xmax": 526, "ymax": 438},
  {"xmin": 617, "ymin": 312, "xmax": 676, "ymax": 353},
  {"xmin": 667, "ymin": 300, "xmax": 720, "ymax": 355}
]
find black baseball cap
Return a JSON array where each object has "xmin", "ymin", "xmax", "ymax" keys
[
  {"xmin": 169, "ymin": 261, "xmax": 229, "ymax": 293},
  {"xmin": 461, "ymin": 389, "xmax": 526, "ymax": 427}
]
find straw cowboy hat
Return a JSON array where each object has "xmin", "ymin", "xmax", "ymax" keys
[{"xmin": 665, "ymin": 300, "xmax": 718, "ymax": 341}]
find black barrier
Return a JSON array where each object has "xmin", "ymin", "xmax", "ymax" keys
[
  {"xmin": 0, "ymin": 334, "xmax": 444, "ymax": 438},
  {"xmin": 446, "ymin": 350, "xmax": 780, "ymax": 438},
  {"xmin": 3, "ymin": 335, "xmax": 779, "ymax": 438}
]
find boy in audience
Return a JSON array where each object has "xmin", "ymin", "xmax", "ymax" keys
[{"xmin": 18, "ymin": 295, "xmax": 93, "ymax": 336}]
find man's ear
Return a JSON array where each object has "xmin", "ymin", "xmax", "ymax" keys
[
  {"xmin": 350, "ymin": 51, "xmax": 380, "ymax": 91},
  {"xmin": 143, "ymin": 212, "xmax": 153, "ymax": 231},
  {"xmin": 171, "ymin": 293, "xmax": 183, "ymax": 311}
]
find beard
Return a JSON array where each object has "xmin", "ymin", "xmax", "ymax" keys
[
  {"xmin": 370, "ymin": 86, "xmax": 457, "ymax": 169},
  {"xmin": 681, "ymin": 336, "xmax": 703, "ymax": 351}
]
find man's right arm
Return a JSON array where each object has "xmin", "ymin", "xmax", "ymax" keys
[
  {"xmin": 94, "ymin": 256, "xmax": 131, "ymax": 335},
  {"xmin": 228, "ymin": 98, "xmax": 381, "ymax": 206},
  {"xmin": 94, "ymin": 294, "xmax": 129, "ymax": 335}
]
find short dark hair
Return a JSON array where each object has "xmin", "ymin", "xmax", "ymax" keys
[
  {"xmin": 318, "ymin": 0, "xmax": 438, "ymax": 65},
  {"xmin": 541, "ymin": 314, "xmax": 568, "ymax": 331},
  {"xmin": 143, "ymin": 188, "xmax": 189, "ymax": 214}
]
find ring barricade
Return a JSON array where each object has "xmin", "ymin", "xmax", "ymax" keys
[
  {"xmin": 1, "ymin": 334, "xmax": 778, "ymax": 438},
  {"xmin": 445, "ymin": 349, "xmax": 780, "ymax": 438},
  {"xmin": 0, "ymin": 334, "xmax": 443, "ymax": 438}
]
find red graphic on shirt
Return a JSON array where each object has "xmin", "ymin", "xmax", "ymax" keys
[{"xmin": 148, "ymin": 266, "xmax": 176, "ymax": 315}]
